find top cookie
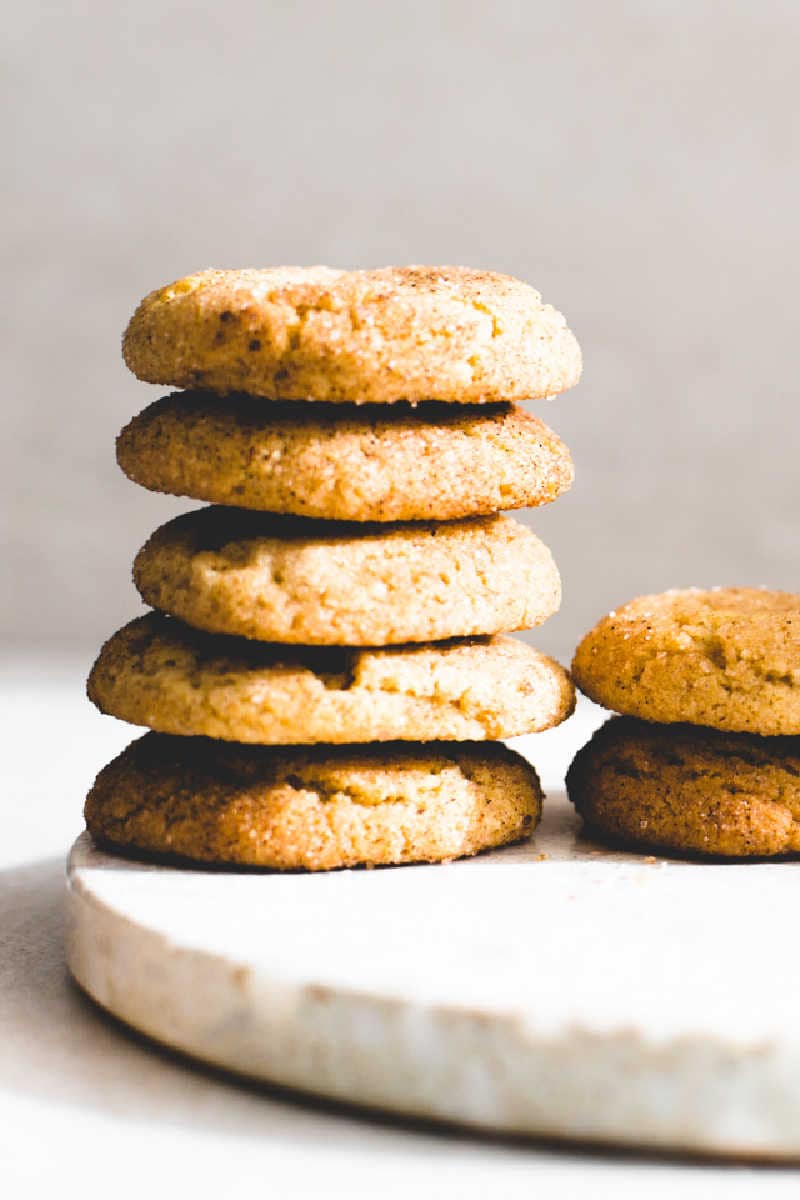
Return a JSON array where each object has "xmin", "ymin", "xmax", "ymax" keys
[
  {"xmin": 122, "ymin": 266, "xmax": 581, "ymax": 404},
  {"xmin": 572, "ymin": 587, "xmax": 800, "ymax": 735}
]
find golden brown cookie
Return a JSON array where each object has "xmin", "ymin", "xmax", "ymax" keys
[
  {"xmin": 122, "ymin": 266, "xmax": 581, "ymax": 404},
  {"xmin": 566, "ymin": 716, "xmax": 800, "ymax": 858},
  {"xmin": 133, "ymin": 506, "xmax": 561, "ymax": 646},
  {"xmin": 116, "ymin": 393, "xmax": 574, "ymax": 521},
  {"xmin": 572, "ymin": 588, "xmax": 800, "ymax": 735},
  {"xmin": 88, "ymin": 613, "xmax": 575, "ymax": 744},
  {"xmin": 85, "ymin": 733, "xmax": 543, "ymax": 870}
]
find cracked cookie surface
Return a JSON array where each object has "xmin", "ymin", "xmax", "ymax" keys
[
  {"xmin": 133, "ymin": 506, "xmax": 561, "ymax": 646},
  {"xmin": 117, "ymin": 393, "xmax": 573, "ymax": 521},
  {"xmin": 88, "ymin": 613, "xmax": 574, "ymax": 744},
  {"xmin": 85, "ymin": 733, "xmax": 543, "ymax": 870},
  {"xmin": 122, "ymin": 266, "xmax": 581, "ymax": 404},
  {"xmin": 572, "ymin": 588, "xmax": 800, "ymax": 734},
  {"xmin": 566, "ymin": 716, "xmax": 800, "ymax": 858}
]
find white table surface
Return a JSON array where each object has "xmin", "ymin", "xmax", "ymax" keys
[{"xmin": 2, "ymin": 650, "xmax": 798, "ymax": 1199}]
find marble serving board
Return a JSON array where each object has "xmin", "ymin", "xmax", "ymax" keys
[{"xmin": 65, "ymin": 720, "xmax": 800, "ymax": 1160}]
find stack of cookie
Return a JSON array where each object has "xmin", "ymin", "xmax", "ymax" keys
[
  {"xmin": 567, "ymin": 587, "xmax": 800, "ymax": 858},
  {"xmin": 86, "ymin": 266, "xmax": 581, "ymax": 871}
]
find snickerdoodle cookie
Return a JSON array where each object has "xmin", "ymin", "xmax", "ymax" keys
[
  {"xmin": 122, "ymin": 266, "xmax": 581, "ymax": 404},
  {"xmin": 116, "ymin": 393, "xmax": 573, "ymax": 521},
  {"xmin": 88, "ymin": 613, "xmax": 575, "ymax": 744},
  {"xmin": 572, "ymin": 588, "xmax": 800, "ymax": 735},
  {"xmin": 85, "ymin": 733, "xmax": 543, "ymax": 870},
  {"xmin": 133, "ymin": 506, "xmax": 561, "ymax": 646},
  {"xmin": 566, "ymin": 716, "xmax": 800, "ymax": 858}
]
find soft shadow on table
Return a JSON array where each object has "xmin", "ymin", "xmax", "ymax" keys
[{"xmin": 0, "ymin": 857, "xmax": 793, "ymax": 1176}]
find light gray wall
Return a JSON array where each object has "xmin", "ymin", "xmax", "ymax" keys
[{"xmin": 4, "ymin": 1, "xmax": 798, "ymax": 661}]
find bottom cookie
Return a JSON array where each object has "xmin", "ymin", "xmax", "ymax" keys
[
  {"xmin": 566, "ymin": 717, "xmax": 800, "ymax": 858},
  {"xmin": 85, "ymin": 734, "xmax": 542, "ymax": 871}
]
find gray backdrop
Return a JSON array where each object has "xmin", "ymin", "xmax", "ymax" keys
[{"xmin": 5, "ymin": 1, "xmax": 798, "ymax": 661}]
